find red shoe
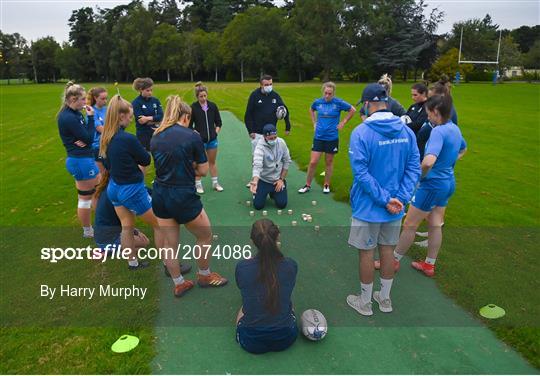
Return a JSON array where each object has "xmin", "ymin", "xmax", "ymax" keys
[
  {"xmin": 197, "ymin": 271, "xmax": 228, "ymax": 287},
  {"xmin": 374, "ymin": 259, "xmax": 400, "ymax": 272},
  {"xmin": 411, "ymin": 260, "xmax": 435, "ymax": 277},
  {"xmin": 174, "ymin": 280, "xmax": 194, "ymax": 297}
]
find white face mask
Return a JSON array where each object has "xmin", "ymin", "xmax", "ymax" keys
[
  {"xmin": 263, "ymin": 85, "xmax": 273, "ymax": 94},
  {"xmin": 266, "ymin": 139, "xmax": 277, "ymax": 146}
]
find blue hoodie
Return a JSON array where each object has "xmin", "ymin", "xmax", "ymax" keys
[{"xmin": 349, "ymin": 111, "xmax": 421, "ymax": 223}]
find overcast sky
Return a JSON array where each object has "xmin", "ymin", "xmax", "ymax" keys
[{"xmin": 1, "ymin": 0, "xmax": 538, "ymax": 43}]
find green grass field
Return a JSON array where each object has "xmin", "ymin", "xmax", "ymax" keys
[{"xmin": 1, "ymin": 82, "xmax": 539, "ymax": 373}]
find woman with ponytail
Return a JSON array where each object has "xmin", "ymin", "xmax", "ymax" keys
[
  {"xmin": 57, "ymin": 81, "xmax": 100, "ymax": 238},
  {"xmin": 150, "ymin": 95, "xmax": 227, "ymax": 297},
  {"xmin": 87, "ymin": 87, "xmax": 108, "ymax": 175},
  {"xmin": 100, "ymin": 94, "xmax": 162, "ymax": 270},
  {"xmin": 235, "ymin": 219, "xmax": 298, "ymax": 354},
  {"xmin": 190, "ymin": 82, "xmax": 224, "ymax": 193}
]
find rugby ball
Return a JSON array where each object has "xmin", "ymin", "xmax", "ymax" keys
[
  {"xmin": 276, "ymin": 105, "xmax": 287, "ymax": 120},
  {"xmin": 300, "ymin": 309, "xmax": 327, "ymax": 341}
]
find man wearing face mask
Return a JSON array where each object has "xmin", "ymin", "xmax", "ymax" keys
[
  {"xmin": 250, "ymin": 124, "xmax": 292, "ymax": 210},
  {"xmin": 245, "ymin": 74, "xmax": 291, "ymax": 154}
]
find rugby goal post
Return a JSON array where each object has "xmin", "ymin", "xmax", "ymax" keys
[{"xmin": 458, "ymin": 27, "xmax": 502, "ymax": 65}]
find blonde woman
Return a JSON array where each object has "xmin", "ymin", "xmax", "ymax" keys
[
  {"xmin": 151, "ymin": 95, "xmax": 228, "ymax": 298},
  {"xmin": 190, "ymin": 82, "xmax": 224, "ymax": 193},
  {"xmin": 99, "ymin": 95, "xmax": 162, "ymax": 270},
  {"xmin": 57, "ymin": 82, "xmax": 99, "ymax": 238},
  {"xmin": 298, "ymin": 82, "xmax": 355, "ymax": 194}
]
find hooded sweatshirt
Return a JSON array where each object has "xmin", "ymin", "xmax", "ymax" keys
[
  {"xmin": 252, "ymin": 137, "xmax": 292, "ymax": 184},
  {"xmin": 349, "ymin": 111, "xmax": 421, "ymax": 223}
]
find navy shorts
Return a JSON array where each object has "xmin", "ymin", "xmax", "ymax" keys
[
  {"xmin": 152, "ymin": 183, "xmax": 203, "ymax": 224},
  {"xmin": 107, "ymin": 179, "xmax": 152, "ymax": 216},
  {"xmin": 411, "ymin": 179, "xmax": 456, "ymax": 212},
  {"xmin": 65, "ymin": 157, "xmax": 99, "ymax": 181},
  {"xmin": 312, "ymin": 138, "xmax": 339, "ymax": 154},
  {"xmin": 236, "ymin": 316, "xmax": 298, "ymax": 354}
]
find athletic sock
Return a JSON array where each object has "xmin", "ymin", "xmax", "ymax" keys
[
  {"xmin": 128, "ymin": 259, "xmax": 139, "ymax": 267},
  {"xmin": 195, "ymin": 180, "xmax": 203, "ymax": 187},
  {"xmin": 173, "ymin": 275, "xmax": 185, "ymax": 285},
  {"xmin": 393, "ymin": 250, "xmax": 404, "ymax": 261},
  {"xmin": 360, "ymin": 282, "xmax": 373, "ymax": 304},
  {"xmin": 211, "ymin": 177, "xmax": 218, "ymax": 184},
  {"xmin": 198, "ymin": 268, "xmax": 211, "ymax": 276},
  {"xmin": 425, "ymin": 257, "xmax": 436, "ymax": 266},
  {"xmin": 380, "ymin": 278, "xmax": 393, "ymax": 300}
]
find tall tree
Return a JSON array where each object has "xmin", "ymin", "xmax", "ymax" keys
[
  {"xmin": 522, "ymin": 40, "xmax": 540, "ymax": 69},
  {"xmin": 207, "ymin": 0, "xmax": 232, "ymax": 32},
  {"xmin": 510, "ymin": 25, "xmax": 540, "ymax": 53},
  {"xmin": 113, "ymin": 3, "xmax": 155, "ymax": 78},
  {"xmin": 68, "ymin": 7, "xmax": 96, "ymax": 80},
  {"xmin": 149, "ymin": 0, "xmax": 182, "ymax": 28},
  {"xmin": 148, "ymin": 23, "xmax": 183, "ymax": 81},
  {"xmin": 200, "ymin": 31, "xmax": 222, "ymax": 81},
  {"xmin": 290, "ymin": 0, "xmax": 345, "ymax": 81},
  {"xmin": 498, "ymin": 35, "xmax": 522, "ymax": 71},
  {"xmin": 31, "ymin": 37, "xmax": 60, "ymax": 82},
  {"xmin": 56, "ymin": 43, "xmax": 83, "ymax": 80},
  {"xmin": 0, "ymin": 32, "xmax": 30, "ymax": 83}
]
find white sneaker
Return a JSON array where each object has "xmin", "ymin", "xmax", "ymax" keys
[
  {"xmin": 373, "ymin": 291, "xmax": 393, "ymax": 313},
  {"xmin": 416, "ymin": 231, "xmax": 428, "ymax": 237},
  {"xmin": 414, "ymin": 239, "xmax": 429, "ymax": 248},
  {"xmin": 323, "ymin": 184, "xmax": 330, "ymax": 194},
  {"xmin": 83, "ymin": 227, "xmax": 94, "ymax": 238},
  {"xmin": 246, "ymin": 181, "xmax": 252, "ymax": 188},
  {"xmin": 298, "ymin": 184, "xmax": 311, "ymax": 194},
  {"xmin": 213, "ymin": 183, "xmax": 224, "ymax": 192},
  {"xmin": 196, "ymin": 184, "xmax": 204, "ymax": 194},
  {"xmin": 346, "ymin": 294, "xmax": 373, "ymax": 316}
]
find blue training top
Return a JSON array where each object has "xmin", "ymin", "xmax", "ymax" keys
[
  {"xmin": 57, "ymin": 107, "xmax": 94, "ymax": 157},
  {"xmin": 106, "ymin": 128, "xmax": 150, "ymax": 185},
  {"xmin": 150, "ymin": 124, "xmax": 208, "ymax": 188},
  {"xmin": 423, "ymin": 121, "xmax": 467, "ymax": 182},
  {"xmin": 311, "ymin": 97, "xmax": 352, "ymax": 141},
  {"xmin": 349, "ymin": 111, "xmax": 421, "ymax": 223},
  {"xmin": 235, "ymin": 256, "xmax": 297, "ymax": 328},
  {"xmin": 92, "ymin": 105, "xmax": 107, "ymax": 149},
  {"xmin": 132, "ymin": 95, "xmax": 163, "ymax": 136}
]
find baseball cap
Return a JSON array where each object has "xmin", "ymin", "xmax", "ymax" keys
[
  {"xmin": 356, "ymin": 83, "xmax": 389, "ymax": 105},
  {"xmin": 263, "ymin": 123, "xmax": 277, "ymax": 136}
]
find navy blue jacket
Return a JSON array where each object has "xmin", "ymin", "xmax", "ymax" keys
[
  {"xmin": 235, "ymin": 256, "xmax": 297, "ymax": 328},
  {"xmin": 106, "ymin": 128, "xmax": 150, "ymax": 184},
  {"xmin": 132, "ymin": 95, "xmax": 163, "ymax": 136},
  {"xmin": 244, "ymin": 88, "xmax": 290, "ymax": 134},
  {"xmin": 406, "ymin": 101, "xmax": 428, "ymax": 135},
  {"xmin": 57, "ymin": 107, "xmax": 95, "ymax": 157}
]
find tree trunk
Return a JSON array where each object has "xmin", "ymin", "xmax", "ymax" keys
[
  {"xmin": 323, "ymin": 67, "xmax": 330, "ymax": 82},
  {"xmin": 298, "ymin": 69, "xmax": 302, "ymax": 82},
  {"xmin": 32, "ymin": 62, "xmax": 38, "ymax": 83},
  {"xmin": 414, "ymin": 68, "xmax": 418, "ymax": 82},
  {"xmin": 190, "ymin": 69, "xmax": 193, "ymax": 82},
  {"xmin": 214, "ymin": 66, "xmax": 218, "ymax": 82},
  {"xmin": 167, "ymin": 69, "xmax": 171, "ymax": 82},
  {"xmin": 240, "ymin": 60, "xmax": 244, "ymax": 83}
]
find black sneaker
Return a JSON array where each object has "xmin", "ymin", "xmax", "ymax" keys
[
  {"xmin": 163, "ymin": 262, "xmax": 192, "ymax": 277},
  {"xmin": 128, "ymin": 260, "xmax": 150, "ymax": 270}
]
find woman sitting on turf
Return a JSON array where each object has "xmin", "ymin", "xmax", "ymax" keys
[
  {"xmin": 236, "ymin": 219, "xmax": 298, "ymax": 354},
  {"xmin": 57, "ymin": 82, "xmax": 100, "ymax": 238},
  {"xmin": 150, "ymin": 95, "xmax": 228, "ymax": 298},
  {"xmin": 99, "ymin": 95, "xmax": 163, "ymax": 270},
  {"xmin": 391, "ymin": 95, "xmax": 467, "ymax": 277},
  {"xmin": 250, "ymin": 124, "xmax": 292, "ymax": 210}
]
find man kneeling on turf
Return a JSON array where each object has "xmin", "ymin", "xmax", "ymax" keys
[
  {"xmin": 250, "ymin": 124, "xmax": 292, "ymax": 210},
  {"xmin": 346, "ymin": 83, "xmax": 420, "ymax": 316}
]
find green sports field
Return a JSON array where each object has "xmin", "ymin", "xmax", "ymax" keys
[{"xmin": 0, "ymin": 82, "xmax": 538, "ymax": 373}]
